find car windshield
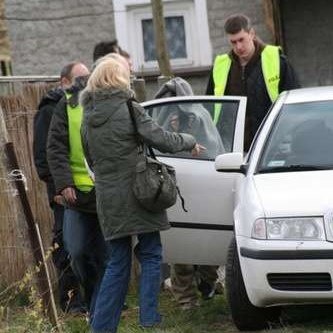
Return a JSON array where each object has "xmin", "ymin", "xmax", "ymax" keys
[
  {"xmin": 258, "ymin": 100, "xmax": 333, "ymax": 173},
  {"xmin": 146, "ymin": 100, "xmax": 240, "ymax": 160}
]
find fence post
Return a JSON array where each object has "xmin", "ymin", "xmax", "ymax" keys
[
  {"xmin": 132, "ymin": 78, "xmax": 146, "ymax": 102},
  {"xmin": 4, "ymin": 142, "xmax": 61, "ymax": 331},
  {"xmin": 157, "ymin": 75, "xmax": 171, "ymax": 88}
]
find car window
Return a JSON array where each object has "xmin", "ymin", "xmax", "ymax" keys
[
  {"xmin": 245, "ymin": 102, "xmax": 275, "ymax": 164},
  {"xmin": 258, "ymin": 100, "xmax": 333, "ymax": 172},
  {"xmin": 146, "ymin": 100, "xmax": 240, "ymax": 160}
]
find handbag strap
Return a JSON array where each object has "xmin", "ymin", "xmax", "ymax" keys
[
  {"xmin": 126, "ymin": 98, "xmax": 188, "ymax": 212},
  {"xmin": 127, "ymin": 98, "xmax": 143, "ymax": 148},
  {"xmin": 127, "ymin": 99, "xmax": 157, "ymax": 159}
]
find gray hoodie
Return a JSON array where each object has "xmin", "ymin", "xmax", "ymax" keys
[{"xmin": 153, "ymin": 77, "xmax": 225, "ymax": 159}]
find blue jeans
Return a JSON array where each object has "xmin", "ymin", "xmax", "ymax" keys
[
  {"xmin": 51, "ymin": 204, "xmax": 83, "ymax": 312},
  {"xmin": 91, "ymin": 232, "xmax": 162, "ymax": 333},
  {"xmin": 63, "ymin": 208, "xmax": 106, "ymax": 308}
]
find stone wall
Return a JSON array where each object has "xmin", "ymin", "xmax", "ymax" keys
[{"xmin": 5, "ymin": 0, "xmax": 116, "ymax": 75}]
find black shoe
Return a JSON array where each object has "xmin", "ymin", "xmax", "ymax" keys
[
  {"xmin": 197, "ymin": 280, "xmax": 215, "ymax": 300},
  {"xmin": 66, "ymin": 305, "xmax": 88, "ymax": 315}
]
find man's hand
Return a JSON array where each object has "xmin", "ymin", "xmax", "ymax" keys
[
  {"xmin": 60, "ymin": 187, "xmax": 77, "ymax": 205},
  {"xmin": 53, "ymin": 195, "xmax": 64, "ymax": 205},
  {"xmin": 191, "ymin": 143, "xmax": 206, "ymax": 157}
]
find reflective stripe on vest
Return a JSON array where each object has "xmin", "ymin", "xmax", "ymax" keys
[
  {"xmin": 261, "ymin": 45, "xmax": 280, "ymax": 102},
  {"xmin": 212, "ymin": 45, "xmax": 281, "ymax": 123},
  {"xmin": 66, "ymin": 93, "xmax": 94, "ymax": 192}
]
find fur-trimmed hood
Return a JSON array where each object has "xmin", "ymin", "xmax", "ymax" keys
[{"xmin": 80, "ymin": 87, "xmax": 134, "ymax": 127}]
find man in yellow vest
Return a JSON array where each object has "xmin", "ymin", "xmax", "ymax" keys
[
  {"xmin": 206, "ymin": 13, "xmax": 299, "ymax": 150},
  {"xmin": 47, "ymin": 63, "xmax": 106, "ymax": 311},
  {"xmin": 33, "ymin": 62, "xmax": 88, "ymax": 314}
]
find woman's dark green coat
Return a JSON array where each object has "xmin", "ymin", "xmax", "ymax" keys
[{"xmin": 80, "ymin": 88, "xmax": 196, "ymax": 241}]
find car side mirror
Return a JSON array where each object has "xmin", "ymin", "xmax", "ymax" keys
[{"xmin": 215, "ymin": 152, "xmax": 246, "ymax": 174}]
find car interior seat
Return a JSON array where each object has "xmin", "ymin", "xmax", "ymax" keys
[{"xmin": 290, "ymin": 119, "xmax": 333, "ymax": 165}]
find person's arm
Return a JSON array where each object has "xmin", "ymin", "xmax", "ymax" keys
[
  {"xmin": 279, "ymin": 54, "xmax": 301, "ymax": 92},
  {"xmin": 131, "ymin": 101, "xmax": 203, "ymax": 155},
  {"xmin": 33, "ymin": 103, "xmax": 54, "ymax": 181},
  {"xmin": 47, "ymin": 97, "xmax": 75, "ymax": 194}
]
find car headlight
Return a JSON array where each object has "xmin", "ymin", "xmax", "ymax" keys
[{"xmin": 252, "ymin": 217, "xmax": 325, "ymax": 240}]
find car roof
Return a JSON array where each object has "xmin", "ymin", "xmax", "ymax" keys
[{"xmin": 282, "ymin": 86, "xmax": 333, "ymax": 104}]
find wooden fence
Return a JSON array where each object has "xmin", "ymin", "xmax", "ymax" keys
[{"xmin": 0, "ymin": 76, "xmax": 59, "ymax": 286}]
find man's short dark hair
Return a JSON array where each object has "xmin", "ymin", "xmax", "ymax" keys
[
  {"xmin": 93, "ymin": 40, "xmax": 120, "ymax": 62},
  {"xmin": 224, "ymin": 14, "xmax": 252, "ymax": 34},
  {"xmin": 60, "ymin": 62, "xmax": 80, "ymax": 80}
]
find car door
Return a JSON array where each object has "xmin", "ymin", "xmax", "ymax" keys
[{"xmin": 142, "ymin": 96, "xmax": 246, "ymax": 265}]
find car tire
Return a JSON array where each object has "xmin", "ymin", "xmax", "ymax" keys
[{"xmin": 226, "ymin": 236, "xmax": 281, "ymax": 331}]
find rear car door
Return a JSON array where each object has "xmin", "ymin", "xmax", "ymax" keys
[{"xmin": 142, "ymin": 96, "xmax": 246, "ymax": 265}]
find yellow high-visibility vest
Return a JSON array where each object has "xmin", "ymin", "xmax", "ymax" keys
[
  {"xmin": 66, "ymin": 93, "xmax": 94, "ymax": 192},
  {"xmin": 212, "ymin": 45, "xmax": 280, "ymax": 123}
]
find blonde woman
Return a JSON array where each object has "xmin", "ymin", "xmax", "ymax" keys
[{"xmin": 80, "ymin": 56, "xmax": 204, "ymax": 333}]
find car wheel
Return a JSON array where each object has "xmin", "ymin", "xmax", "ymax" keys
[{"xmin": 226, "ymin": 236, "xmax": 281, "ymax": 331}]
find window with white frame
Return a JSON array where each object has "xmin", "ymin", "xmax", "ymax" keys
[{"xmin": 113, "ymin": 0, "xmax": 211, "ymax": 73}]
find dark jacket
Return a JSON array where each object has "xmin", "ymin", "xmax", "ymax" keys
[
  {"xmin": 206, "ymin": 41, "xmax": 299, "ymax": 150},
  {"xmin": 47, "ymin": 93, "xmax": 75, "ymax": 193},
  {"xmin": 80, "ymin": 88, "xmax": 196, "ymax": 240},
  {"xmin": 33, "ymin": 87, "xmax": 64, "ymax": 203},
  {"xmin": 46, "ymin": 77, "xmax": 96, "ymax": 213}
]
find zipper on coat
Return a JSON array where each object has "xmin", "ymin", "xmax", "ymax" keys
[{"xmin": 241, "ymin": 65, "xmax": 247, "ymax": 94}]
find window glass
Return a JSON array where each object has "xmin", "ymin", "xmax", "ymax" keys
[
  {"xmin": 258, "ymin": 101, "xmax": 333, "ymax": 171},
  {"xmin": 212, "ymin": 101, "xmax": 239, "ymax": 153},
  {"xmin": 146, "ymin": 100, "xmax": 240, "ymax": 160},
  {"xmin": 142, "ymin": 16, "xmax": 187, "ymax": 62}
]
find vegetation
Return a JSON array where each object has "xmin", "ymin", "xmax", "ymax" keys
[{"xmin": 1, "ymin": 284, "xmax": 333, "ymax": 333}]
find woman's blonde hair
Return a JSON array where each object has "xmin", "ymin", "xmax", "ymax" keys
[{"xmin": 87, "ymin": 54, "xmax": 130, "ymax": 91}]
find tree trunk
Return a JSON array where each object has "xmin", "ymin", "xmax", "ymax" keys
[
  {"xmin": 262, "ymin": 0, "xmax": 284, "ymax": 48},
  {"xmin": 151, "ymin": 0, "xmax": 173, "ymax": 78}
]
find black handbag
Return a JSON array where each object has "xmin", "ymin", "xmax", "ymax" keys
[{"xmin": 127, "ymin": 99, "xmax": 187, "ymax": 213}]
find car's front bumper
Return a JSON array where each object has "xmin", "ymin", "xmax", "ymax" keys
[{"xmin": 237, "ymin": 235, "xmax": 333, "ymax": 307}]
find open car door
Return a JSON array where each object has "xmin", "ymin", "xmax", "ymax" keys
[{"xmin": 141, "ymin": 96, "xmax": 246, "ymax": 265}]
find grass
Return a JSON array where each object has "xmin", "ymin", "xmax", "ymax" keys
[{"xmin": 2, "ymin": 287, "xmax": 333, "ymax": 333}]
